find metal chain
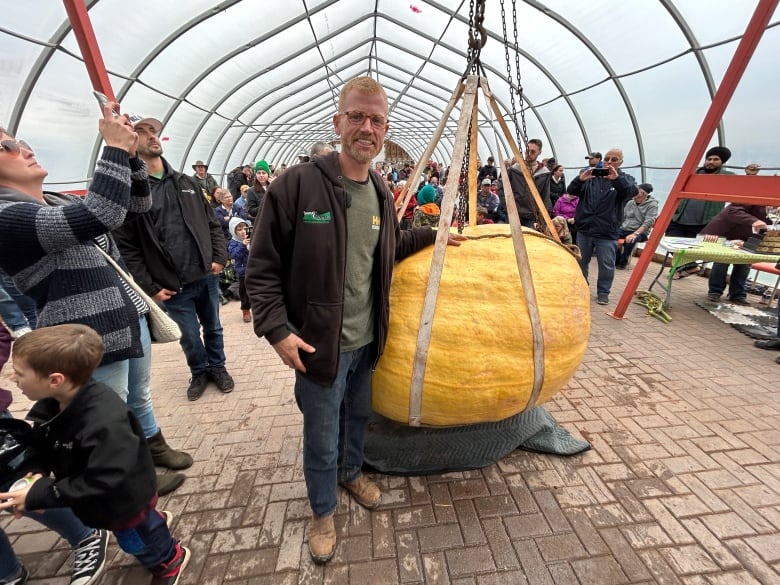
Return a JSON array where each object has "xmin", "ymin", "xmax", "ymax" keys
[
  {"xmin": 464, "ymin": 0, "xmax": 487, "ymax": 77},
  {"xmin": 499, "ymin": 0, "xmax": 527, "ymax": 151},
  {"xmin": 456, "ymin": 121, "xmax": 471, "ymax": 233}
]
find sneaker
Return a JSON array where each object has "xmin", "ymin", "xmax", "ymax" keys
[
  {"xmin": 1, "ymin": 564, "xmax": 28, "ymax": 585},
  {"xmin": 339, "ymin": 475, "xmax": 381, "ymax": 509},
  {"xmin": 242, "ymin": 309, "xmax": 251, "ymax": 323},
  {"xmin": 596, "ymin": 294, "xmax": 609, "ymax": 305},
  {"xmin": 162, "ymin": 510, "xmax": 173, "ymax": 528},
  {"xmin": 207, "ymin": 367, "xmax": 234, "ymax": 393},
  {"xmin": 729, "ymin": 297, "xmax": 751, "ymax": 306},
  {"xmin": 615, "ymin": 263, "xmax": 627, "ymax": 270},
  {"xmin": 70, "ymin": 529, "xmax": 108, "ymax": 585},
  {"xmin": 150, "ymin": 544, "xmax": 190, "ymax": 585},
  {"xmin": 186, "ymin": 372, "xmax": 208, "ymax": 401},
  {"xmin": 707, "ymin": 293, "xmax": 722, "ymax": 301},
  {"xmin": 10, "ymin": 326, "xmax": 31, "ymax": 340},
  {"xmin": 308, "ymin": 514, "xmax": 336, "ymax": 565}
]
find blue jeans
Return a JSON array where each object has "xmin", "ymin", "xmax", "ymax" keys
[
  {"xmin": 294, "ymin": 345, "xmax": 373, "ymax": 517},
  {"xmin": 0, "ymin": 270, "xmax": 36, "ymax": 330},
  {"xmin": 577, "ymin": 233, "xmax": 618, "ymax": 296},
  {"xmin": 0, "ymin": 509, "xmax": 92, "ymax": 580},
  {"xmin": 113, "ymin": 507, "xmax": 176, "ymax": 570},
  {"xmin": 93, "ymin": 315, "xmax": 158, "ymax": 438},
  {"xmin": 163, "ymin": 274, "xmax": 226, "ymax": 375},
  {"xmin": 708, "ymin": 262, "xmax": 750, "ymax": 300},
  {"xmin": 616, "ymin": 228, "xmax": 647, "ymax": 267}
]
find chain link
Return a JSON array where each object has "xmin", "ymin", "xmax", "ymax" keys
[
  {"xmin": 499, "ymin": 0, "xmax": 528, "ymax": 150},
  {"xmin": 464, "ymin": 0, "xmax": 487, "ymax": 77}
]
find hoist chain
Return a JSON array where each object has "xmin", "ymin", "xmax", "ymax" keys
[
  {"xmin": 499, "ymin": 0, "xmax": 528, "ymax": 151},
  {"xmin": 464, "ymin": 0, "xmax": 487, "ymax": 77},
  {"xmin": 456, "ymin": 121, "xmax": 471, "ymax": 234}
]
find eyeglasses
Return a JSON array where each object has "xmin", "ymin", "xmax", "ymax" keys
[
  {"xmin": 340, "ymin": 111, "xmax": 387, "ymax": 129},
  {"xmin": 0, "ymin": 138, "xmax": 34, "ymax": 156},
  {"xmin": 603, "ymin": 156, "xmax": 621, "ymax": 163}
]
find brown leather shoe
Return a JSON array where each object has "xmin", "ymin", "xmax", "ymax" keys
[
  {"xmin": 308, "ymin": 514, "xmax": 336, "ymax": 564},
  {"xmin": 339, "ymin": 475, "xmax": 381, "ymax": 509}
]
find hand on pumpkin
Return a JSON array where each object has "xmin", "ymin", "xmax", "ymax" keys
[
  {"xmin": 446, "ymin": 234, "xmax": 467, "ymax": 246},
  {"xmin": 273, "ymin": 333, "xmax": 316, "ymax": 372}
]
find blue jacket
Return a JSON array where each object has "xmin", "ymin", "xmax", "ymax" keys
[
  {"xmin": 227, "ymin": 217, "xmax": 250, "ymax": 277},
  {"xmin": 568, "ymin": 171, "xmax": 638, "ymax": 238}
]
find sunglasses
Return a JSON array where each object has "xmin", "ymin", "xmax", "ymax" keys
[
  {"xmin": 340, "ymin": 110, "xmax": 387, "ymax": 129},
  {"xmin": 0, "ymin": 138, "xmax": 34, "ymax": 156},
  {"xmin": 603, "ymin": 156, "xmax": 621, "ymax": 163}
]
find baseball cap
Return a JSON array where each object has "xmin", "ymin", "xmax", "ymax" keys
[{"xmin": 133, "ymin": 117, "xmax": 163, "ymax": 133}]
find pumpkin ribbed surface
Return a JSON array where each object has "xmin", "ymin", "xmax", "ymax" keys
[{"xmin": 372, "ymin": 223, "xmax": 590, "ymax": 426}]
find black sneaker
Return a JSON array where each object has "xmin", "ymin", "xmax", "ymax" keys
[
  {"xmin": 2, "ymin": 564, "xmax": 28, "ymax": 585},
  {"xmin": 208, "ymin": 367, "xmax": 234, "ymax": 393},
  {"xmin": 71, "ymin": 529, "xmax": 108, "ymax": 585},
  {"xmin": 187, "ymin": 372, "xmax": 209, "ymax": 401},
  {"xmin": 150, "ymin": 543, "xmax": 190, "ymax": 585}
]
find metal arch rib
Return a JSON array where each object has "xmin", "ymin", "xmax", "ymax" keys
[
  {"xmin": 6, "ymin": 0, "xmax": 101, "ymax": 134},
  {"xmin": 659, "ymin": 0, "xmax": 724, "ymax": 146}
]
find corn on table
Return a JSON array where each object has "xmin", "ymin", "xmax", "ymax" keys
[{"xmin": 647, "ymin": 237, "xmax": 780, "ymax": 309}]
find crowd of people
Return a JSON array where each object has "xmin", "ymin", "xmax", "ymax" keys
[{"xmin": 0, "ymin": 76, "xmax": 777, "ymax": 585}]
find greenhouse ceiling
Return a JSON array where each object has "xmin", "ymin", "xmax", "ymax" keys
[{"xmin": 1, "ymin": 0, "xmax": 779, "ymax": 200}]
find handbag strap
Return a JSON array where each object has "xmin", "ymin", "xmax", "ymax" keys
[{"xmin": 92, "ymin": 244, "xmax": 136, "ymax": 284}]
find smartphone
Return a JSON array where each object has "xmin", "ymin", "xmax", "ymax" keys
[
  {"xmin": 93, "ymin": 91, "xmax": 118, "ymax": 117},
  {"xmin": 591, "ymin": 167, "xmax": 609, "ymax": 177}
]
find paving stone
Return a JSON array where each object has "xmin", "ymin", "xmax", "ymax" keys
[{"xmin": 3, "ymin": 273, "xmax": 780, "ymax": 585}]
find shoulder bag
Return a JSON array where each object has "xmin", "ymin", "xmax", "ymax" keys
[{"xmin": 93, "ymin": 245, "xmax": 181, "ymax": 344}]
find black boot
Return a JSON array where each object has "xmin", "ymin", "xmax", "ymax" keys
[
  {"xmin": 147, "ymin": 430, "xmax": 193, "ymax": 470},
  {"xmin": 755, "ymin": 337, "xmax": 780, "ymax": 350},
  {"xmin": 157, "ymin": 472, "xmax": 186, "ymax": 496}
]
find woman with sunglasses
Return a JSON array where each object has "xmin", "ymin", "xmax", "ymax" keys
[{"xmin": 0, "ymin": 105, "xmax": 192, "ymax": 495}]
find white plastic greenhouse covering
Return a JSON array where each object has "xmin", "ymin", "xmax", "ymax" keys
[{"xmin": 1, "ymin": 0, "xmax": 779, "ymax": 206}]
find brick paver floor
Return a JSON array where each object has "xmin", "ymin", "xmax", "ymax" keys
[{"xmin": 2, "ymin": 262, "xmax": 778, "ymax": 584}]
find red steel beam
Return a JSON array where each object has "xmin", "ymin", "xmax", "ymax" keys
[
  {"xmin": 62, "ymin": 0, "xmax": 115, "ymax": 100},
  {"xmin": 611, "ymin": 0, "xmax": 780, "ymax": 320}
]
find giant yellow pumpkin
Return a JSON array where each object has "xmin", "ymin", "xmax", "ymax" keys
[{"xmin": 372, "ymin": 223, "xmax": 590, "ymax": 427}]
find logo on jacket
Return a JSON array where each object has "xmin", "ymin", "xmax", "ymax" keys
[
  {"xmin": 372, "ymin": 215, "xmax": 381, "ymax": 230},
  {"xmin": 303, "ymin": 210, "xmax": 332, "ymax": 224},
  {"xmin": 181, "ymin": 189, "xmax": 196, "ymax": 195}
]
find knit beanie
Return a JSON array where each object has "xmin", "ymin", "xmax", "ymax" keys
[
  {"xmin": 417, "ymin": 184, "xmax": 436, "ymax": 205},
  {"xmin": 254, "ymin": 160, "xmax": 271, "ymax": 175},
  {"xmin": 705, "ymin": 146, "xmax": 731, "ymax": 163},
  {"xmin": 637, "ymin": 183, "xmax": 653, "ymax": 194}
]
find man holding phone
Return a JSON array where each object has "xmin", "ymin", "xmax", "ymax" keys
[{"xmin": 567, "ymin": 148, "xmax": 638, "ymax": 305}]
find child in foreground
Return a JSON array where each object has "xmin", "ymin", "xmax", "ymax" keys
[{"xmin": 0, "ymin": 324, "xmax": 189, "ymax": 585}]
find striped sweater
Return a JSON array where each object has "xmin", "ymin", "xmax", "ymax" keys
[{"xmin": 0, "ymin": 147, "xmax": 152, "ymax": 365}]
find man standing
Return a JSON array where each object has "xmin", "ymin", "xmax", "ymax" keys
[
  {"xmin": 616, "ymin": 183, "xmax": 658, "ymax": 269},
  {"xmin": 584, "ymin": 152, "xmax": 602, "ymax": 169},
  {"xmin": 245, "ymin": 77, "xmax": 463, "ymax": 565},
  {"xmin": 666, "ymin": 146, "xmax": 732, "ymax": 237},
  {"xmin": 501, "ymin": 138, "xmax": 552, "ymax": 227},
  {"xmin": 191, "ymin": 159, "xmax": 219, "ymax": 204},
  {"xmin": 568, "ymin": 148, "xmax": 638, "ymax": 305},
  {"xmin": 114, "ymin": 117, "xmax": 235, "ymax": 401}
]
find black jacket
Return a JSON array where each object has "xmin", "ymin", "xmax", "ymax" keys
[
  {"xmin": 113, "ymin": 158, "xmax": 227, "ymax": 296},
  {"xmin": 245, "ymin": 151, "xmax": 436, "ymax": 386},
  {"xmin": 569, "ymin": 171, "xmax": 638, "ymax": 238},
  {"xmin": 501, "ymin": 164, "xmax": 552, "ymax": 220},
  {"xmin": 245, "ymin": 185, "xmax": 266, "ymax": 219},
  {"xmin": 24, "ymin": 380, "xmax": 156, "ymax": 529}
]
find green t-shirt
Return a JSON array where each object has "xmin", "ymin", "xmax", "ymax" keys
[{"xmin": 341, "ymin": 177, "xmax": 381, "ymax": 351}]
